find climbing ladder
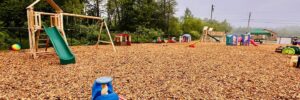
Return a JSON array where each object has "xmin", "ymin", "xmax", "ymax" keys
[{"xmin": 36, "ymin": 32, "xmax": 50, "ymax": 51}]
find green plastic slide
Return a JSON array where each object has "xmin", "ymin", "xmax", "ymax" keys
[{"xmin": 44, "ymin": 26, "xmax": 76, "ymax": 65}]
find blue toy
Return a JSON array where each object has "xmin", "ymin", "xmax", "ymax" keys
[
  {"xmin": 241, "ymin": 34, "xmax": 251, "ymax": 46},
  {"xmin": 92, "ymin": 76, "xmax": 119, "ymax": 100},
  {"xmin": 226, "ymin": 34, "xmax": 238, "ymax": 46}
]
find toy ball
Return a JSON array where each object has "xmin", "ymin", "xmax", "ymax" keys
[{"xmin": 11, "ymin": 44, "xmax": 21, "ymax": 51}]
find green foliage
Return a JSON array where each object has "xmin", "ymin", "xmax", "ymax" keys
[
  {"xmin": 179, "ymin": 8, "xmax": 232, "ymax": 40},
  {"xmin": 180, "ymin": 8, "xmax": 203, "ymax": 39},
  {"xmin": 182, "ymin": 18, "xmax": 203, "ymax": 34},
  {"xmin": 61, "ymin": 0, "xmax": 85, "ymax": 14},
  {"xmin": 189, "ymin": 31, "xmax": 201, "ymax": 40},
  {"xmin": 107, "ymin": 0, "xmax": 177, "ymax": 33},
  {"xmin": 0, "ymin": 31, "xmax": 10, "ymax": 49},
  {"xmin": 66, "ymin": 24, "xmax": 105, "ymax": 45},
  {"xmin": 131, "ymin": 26, "xmax": 164, "ymax": 43},
  {"xmin": 204, "ymin": 19, "xmax": 232, "ymax": 32},
  {"xmin": 0, "ymin": 0, "xmax": 28, "ymax": 27},
  {"xmin": 168, "ymin": 17, "xmax": 181, "ymax": 37},
  {"xmin": 183, "ymin": 8, "xmax": 193, "ymax": 19}
]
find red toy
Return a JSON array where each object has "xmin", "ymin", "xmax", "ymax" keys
[
  {"xmin": 168, "ymin": 37, "xmax": 176, "ymax": 43},
  {"xmin": 115, "ymin": 33, "xmax": 131, "ymax": 46}
]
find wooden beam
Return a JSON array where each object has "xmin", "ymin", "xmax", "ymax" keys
[
  {"xmin": 46, "ymin": 0, "xmax": 63, "ymax": 13},
  {"xmin": 104, "ymin": 21, "xmax": 116, "ymax": 52},
  {"xmin": 98, "ymin": 40, "xmax": 112, "ymax": 44},
  {"xmin": 35, "ymin": 11, "xmax": 56, "ymax": 16},
  {"xmin": 63, "ymin": 13, "xmax": 103, "ymax": 20},
  {"xmin": 26, "ymin": 0, "xmax": 40, "ymax": 9},
  {"xmin": 96, "ymin": 22, "xmax": 104, "ymax": 45}
]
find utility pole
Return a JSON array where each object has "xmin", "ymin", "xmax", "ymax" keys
[
  {"xmin": 247, "ymin": 12, "xmax": 252, "ymax": 33},
  {"xmin": 210, "ymin": 4, "xmax": 214, "ymax": 21}
]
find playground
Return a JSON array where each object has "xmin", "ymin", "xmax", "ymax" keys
[{"xmin": 1, "ymin": 43, "xmax": 300, "ymax": 99}]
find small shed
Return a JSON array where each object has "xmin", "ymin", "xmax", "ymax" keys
[{"xmin": 250, "ymin": 29, "xmax": 277, "ymax": 41}]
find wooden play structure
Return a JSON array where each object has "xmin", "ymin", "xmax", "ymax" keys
[
  {"xmin": 27, "ymin": 0, "xmax": 115, "ymax": 58},
  {"xmin": 201, "ymin": 26, "xmax": 226, "ymax": 43},
  {"xmin": 114, "ymin": 33, "xmax": 131, "ymax": 46}
]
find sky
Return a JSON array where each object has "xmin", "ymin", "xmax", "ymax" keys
[{"xmin": 175, "ymin": 0, "xmax": 300, "ymax": 28}]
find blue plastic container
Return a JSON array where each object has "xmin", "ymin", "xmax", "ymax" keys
[
  {"xmin": 92, "ymin": 76, "xmax": 119, "ymax": 100},
  {"xmin": 226, "ymin": 34, "xmax": 238, "ymax": 46},
  {"xmin": 241, "ymin": 34, "xmax": 251, "ymax": 46}
]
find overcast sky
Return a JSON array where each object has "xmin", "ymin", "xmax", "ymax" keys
[{"xmin": 175, "ymin": 0, "xmax": 300, "ymax": 28}]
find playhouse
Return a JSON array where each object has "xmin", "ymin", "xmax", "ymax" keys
[
  {"xmin": 179, "ymin": 34, "xmax": 192, "ymax": 43},
  {"xmin": 114, "ymin": 33, "xmax": 131, "ymax": 46},
  {"xmin": 250, "ymin": 28, "xmax": 277, "ymax": 43}
]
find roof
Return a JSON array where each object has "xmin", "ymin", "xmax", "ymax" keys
[
  {"xmin": 182, "ymin": 34, "xmax": 191, "ymax": 37},
  {"xmin": 27, "ymin": 0, "xmax": 63, "ymax": 13},
  {"xmin": 250, "ymin": 29, "xmax": 271, "ymax": 35}
]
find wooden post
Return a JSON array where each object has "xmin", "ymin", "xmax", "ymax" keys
[
  {"xmin": 104, "ymin": 21, "xmax": 116, "ymax": 52},
  {"xmin": 29, "ymin": 9, "xmax": 37, "ymax": 58},
  {"xmin": 35, "ymin": 30, "xmax": 40, "ymax": 52},
  {"xmin": 38, "ymin": 14, "xmax": 42, "ymax": 29},
  {"xmin": 96, "ymin": 21, "xmax": 104, "ymax": 45},
  {"xmin": 27, "ymin": 9, "xmax": 32, "ymax": 55}
]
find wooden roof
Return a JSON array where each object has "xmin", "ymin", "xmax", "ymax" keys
[{"xmin": 27, "ymin": 0, "xmax": 63, "ymax": 13}]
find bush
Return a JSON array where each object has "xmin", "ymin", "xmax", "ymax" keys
[
  {"xmin": 189, "ymin": 31, "xmax": 201, "ymax": 40},
  {"xmin": 132, "ymin": 26, "xmax": 164, "ymax": 43},
  {"xmin": 69, "ymin": 24, "xmax": 111, "ymax": 45},
  {"xmin": 0, "ymin": 31, "xmax": 19, "ymax": 50},
  {"xmin": 0, "ymin": 32, "xmax": 9, "ymax": 49}
]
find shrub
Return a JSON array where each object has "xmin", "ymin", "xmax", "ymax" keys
[{"xmin": 189, "ymin": 31, "xmax": 201, "ymax": 40}]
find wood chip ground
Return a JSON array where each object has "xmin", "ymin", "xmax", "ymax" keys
[{"xmin": 0, "ymin": 43, "xmax": 300, "ymax": 99}]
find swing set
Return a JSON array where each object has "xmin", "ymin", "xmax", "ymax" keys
[{"xmin": 27, "ymin": 0, "xmax": 116, "ymax": 59}]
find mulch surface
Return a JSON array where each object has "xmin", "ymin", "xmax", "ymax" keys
[{"xmin": 0, "ymin": 43, "xmax": 300, "ymax": 99}]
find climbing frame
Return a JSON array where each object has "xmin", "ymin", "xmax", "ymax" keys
[
  {"xmin": 27, "ymin": 0, "xmax": 116, "ymax": 59},
  {"xmin": 201, "ymin": 26, "xmax": 226, "ymax": 43}
]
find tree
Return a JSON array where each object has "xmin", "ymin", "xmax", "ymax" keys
[
  {"xmin": 106, "ymin": 0, "xmax": 177, "ymax": 32},
  {"xmin": 62, "ymin": 0, "xmax": 85, "ymax": 14},
  {"xmin": 203, "ymin": 19, "xmax": 232, "ymax": 32},
  {"xmin": 84, "ymin": 0, "xmax": 106, "ymax": 16},
  {"xmin": 183, "ymin": 8, "xmax": 193, "ymax": 19},
  {"xmin": 168, "ymin": 17, "xmax": 181, "ymax": 37},
  {"xmin": 181, "ymin": 8, "xmax": 203, "ymax": 34}
]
